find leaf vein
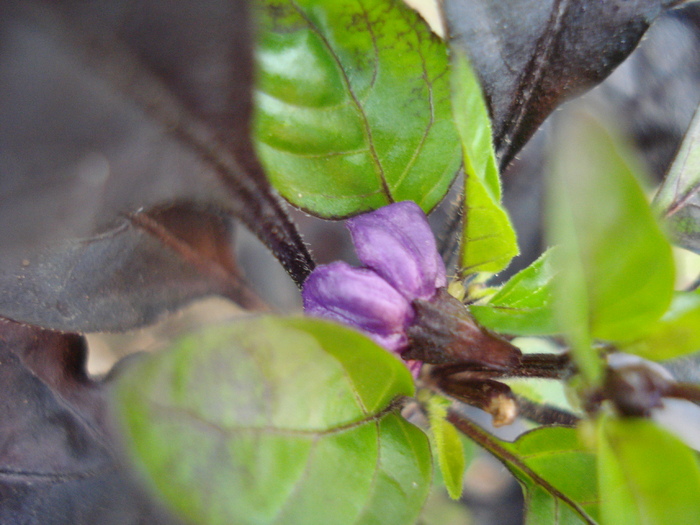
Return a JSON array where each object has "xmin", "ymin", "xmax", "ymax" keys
[{"xmin": 289, "ymin": 0, "xmax": 392, "ymax": 200}]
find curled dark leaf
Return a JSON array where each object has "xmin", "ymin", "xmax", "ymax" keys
[
  {"xmin": 0, "ymin": 318, "xmax": 181, "ymax": 524},
  {"xmin": 443, "ymin": 0, "xmax": 685, "ymax": 168},
  {"xmin": 0, "ymin": 204, "xmax": 266, "ymax": 332}
]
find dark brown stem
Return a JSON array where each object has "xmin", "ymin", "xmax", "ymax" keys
[
  {"xmin": 515, "ymin": 396, "xmax": 580, "ymax": 427},
  {"xmin": 666, "ymin": 382, "xmax": 700, "ymax": 405},
  {"xmin": 431, "ymin": 352, "xmax": 573, "ymax": 381},
  {"xmin": 437, "ymin": 376, "xmax": 518, "ymax": 427}
]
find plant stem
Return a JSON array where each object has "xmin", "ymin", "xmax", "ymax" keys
[
  {"xmin": 515, "ymin": 395, "xmax": 580, "ymax": 427},
  {"xmin": 667, "ymin": 382, "xmax": 700, "ymax": 405},
  {"xmin": 431, "ymin": 352, "xmax": 573, "ymax": 381}
]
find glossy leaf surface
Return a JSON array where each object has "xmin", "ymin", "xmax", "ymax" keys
[
  {"xmin": 114, "ymin": 317, "xmax": 431, "ymax": 525},
  {"xmin": 451, "ymin": 51, "xmax": 518, "ymax": 274},
  {"xmin": 449, "ymin": 414, "xmax": 598, "ymax": 524},
  {"xmin": 255, "ymin": 0, "xmax": 462, "ymax": 218},
  {"xmin": 546, "ymin": 112, "xmax": 675, "ymax": 383},
  {"xmin": 0, "ymin": 0, "xmax": 312, "ymax": 331},
  {"xmin": 0, "ymin": 205, "xmax": 264, "ymax": 332},
  {"xmin": 505, "ymin": 428, "xmax": 598, "ymax": 524},
  {"xmin": 654, "ymin": 101, "xmax": 700, "ymax": 253},
  {"xmin": 470, "ymin": 250, "xmax": 558, "ymax": 336},
  {"xmin": 443, "ymin": 0, "xmax": 683, "ymax": 169},
  {"xmin": 598, "ymin": 416, "xmax": 700, "ymax": 525}
]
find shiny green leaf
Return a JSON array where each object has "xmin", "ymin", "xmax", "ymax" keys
[
  {"xmin": 654, "ymin": 101, "xmax": 700, "ymax": 253},
  {"xmin": 428, "ymin": 397, "xmax": 465, "ymax": 500},
  {"xmin": 254, "ymin": 0, "xmax": 461, "ymax": 218},
  {"xmin": 598, "ymin": 416, "xmax": 700, "ymax": 525},
  {"xmin": 451, "ymin": 51, "xmax": 518, "ymax": 274},
  {"xmin": 622, "ymin": 291, "xmax": 700, "ymax": 361},
  {"xmin": 506, "ymin": 428, "xmax": 598, "ymax": 525},
  {"xmin": 546, "ymin": 112, "xmax": 675, "ymax": 384},
  {"xmin": 470, "ymin": 250, "xmax": 558, "ymax": 336},
  {"xmin": 113, "ymin": 317, "xmax": 431, "ymax": 525}
]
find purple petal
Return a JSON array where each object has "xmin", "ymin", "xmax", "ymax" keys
[
  {"xmin": 347, "ymin": 201, "xmax": 445, "ymax": 301},
  {"xmin": 302, "ymin": 261, "xmax": 412, "ymax": 352}
]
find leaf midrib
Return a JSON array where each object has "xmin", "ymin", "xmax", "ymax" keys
[
  {"xmin": 148, "ymin": 397, "xmax": 405, "ymax": 437},
  {"xmin": 448, "ymin": 410, "xmax": 596, "ymax": 524},
  {"xmin": 497, "ymin": 0, "xmax": 569, "ymax": 166},
  {"xmin": 289, "ymin": 0, "xmax": 393, "ymax": 200}
]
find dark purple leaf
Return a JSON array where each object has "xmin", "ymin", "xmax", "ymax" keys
[
  {"xmin": 0, "ymin": 318, "xmax": 181, "ymax": 524},
  {"xmin": 0, "ymin": 0, "xmax": 313, "ymax": 331},
  {"xmin": 0, "ymin": 204, "xmax": 267, "ymax": 332},
  {"xmin": 443, "ymin": 0, "xmax": 685, "ymax": 169}
]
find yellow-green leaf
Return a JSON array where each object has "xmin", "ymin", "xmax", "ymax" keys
[{"xmin": 451, "ymin": 51, "xmax": 518, "ymax": 275}]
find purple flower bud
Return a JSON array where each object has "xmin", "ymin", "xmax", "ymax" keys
[
  {"xmin": 346, "ymin": 201, "xmax": 446, "ymax": 301},
  {"xmin": 302, "ymin": 202, "xmax": 447, "ymax": 378},
  {"xmin": 302, "ymin": 261, "xmax": 413, "ymax": 353}
]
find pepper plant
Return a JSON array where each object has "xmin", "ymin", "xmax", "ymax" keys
[{"xmin": 1, "ymin": 1, "xmax": 700, "ymax": 524}]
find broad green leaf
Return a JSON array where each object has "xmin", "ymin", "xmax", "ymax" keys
[
  {"xmin": 597, "ymin": 416, "xmax": 700, "ymax": 525},
  {"xmin": 113, "ymin": 317, "xmax": 431, "ymax": 525},
  {"xmin": 622, "ymin": 291, "xmax": 700, "ymax": 360},
  {"xmin": 451, "ymin": 51, "xmax": 518, "ymax": 274},
  {"xmin": 254, "ymin": 0, "xmax": 461, "ymax": 218},
  {"xmin": 470, "ymin": 250, "xmax": 558, "ymax": 336},
  {"xmin": 506, "ymin": 428, "xmax": 598, "ymax": 525},
  {"xmin": 654, "ymin": 101, "xmax": 700, "ymax": 253},
  {"xmin": 428, "ymin": 396, "xmax": 466, "ymax": 500},
  {"xmin": 546, "ymin": 112, "xmax": 675, "ymax": 384},
  {"xmin": 452, "ymin": 416, "xmax": 598, "ymax": 524}
]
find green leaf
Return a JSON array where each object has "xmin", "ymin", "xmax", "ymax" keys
[
  {"xmin": 546, "ymin": 111, "xmax": 675, "ymax": 384},
  {"xmin": 254, "ymin": 0, "xmax": 461, "ymax": 218},
  {"xmin": 597, "ymin": 415, "xmax": 700, "ymax": 525},
  {"xmin": 505, "ymin": 428, "xmax": 598, "ymax": 525},
  {"xmin": 451, "ymin": 51, "xmax": 519, "ymax": 274},
  {"xmin": 621, "ymin": 291, "xmax": 700, "ymax": 361},
  {"xmin": 654, "ymin": 102, "xmax": 700, "ymax": 253},
  {"xmin": 427, "ymin": 396, "xmax": 466, "ymax": 500},
  {"xmin": 450, "ymin": 414, "xmax": 598, "ymax": 524},
  {"xmin": 113, "ymin": 317, "xmax": 431, "ymax": 525},
  {"xmin": 470, "ymin": 250, "xmax": 558, "ymax": 336}
]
